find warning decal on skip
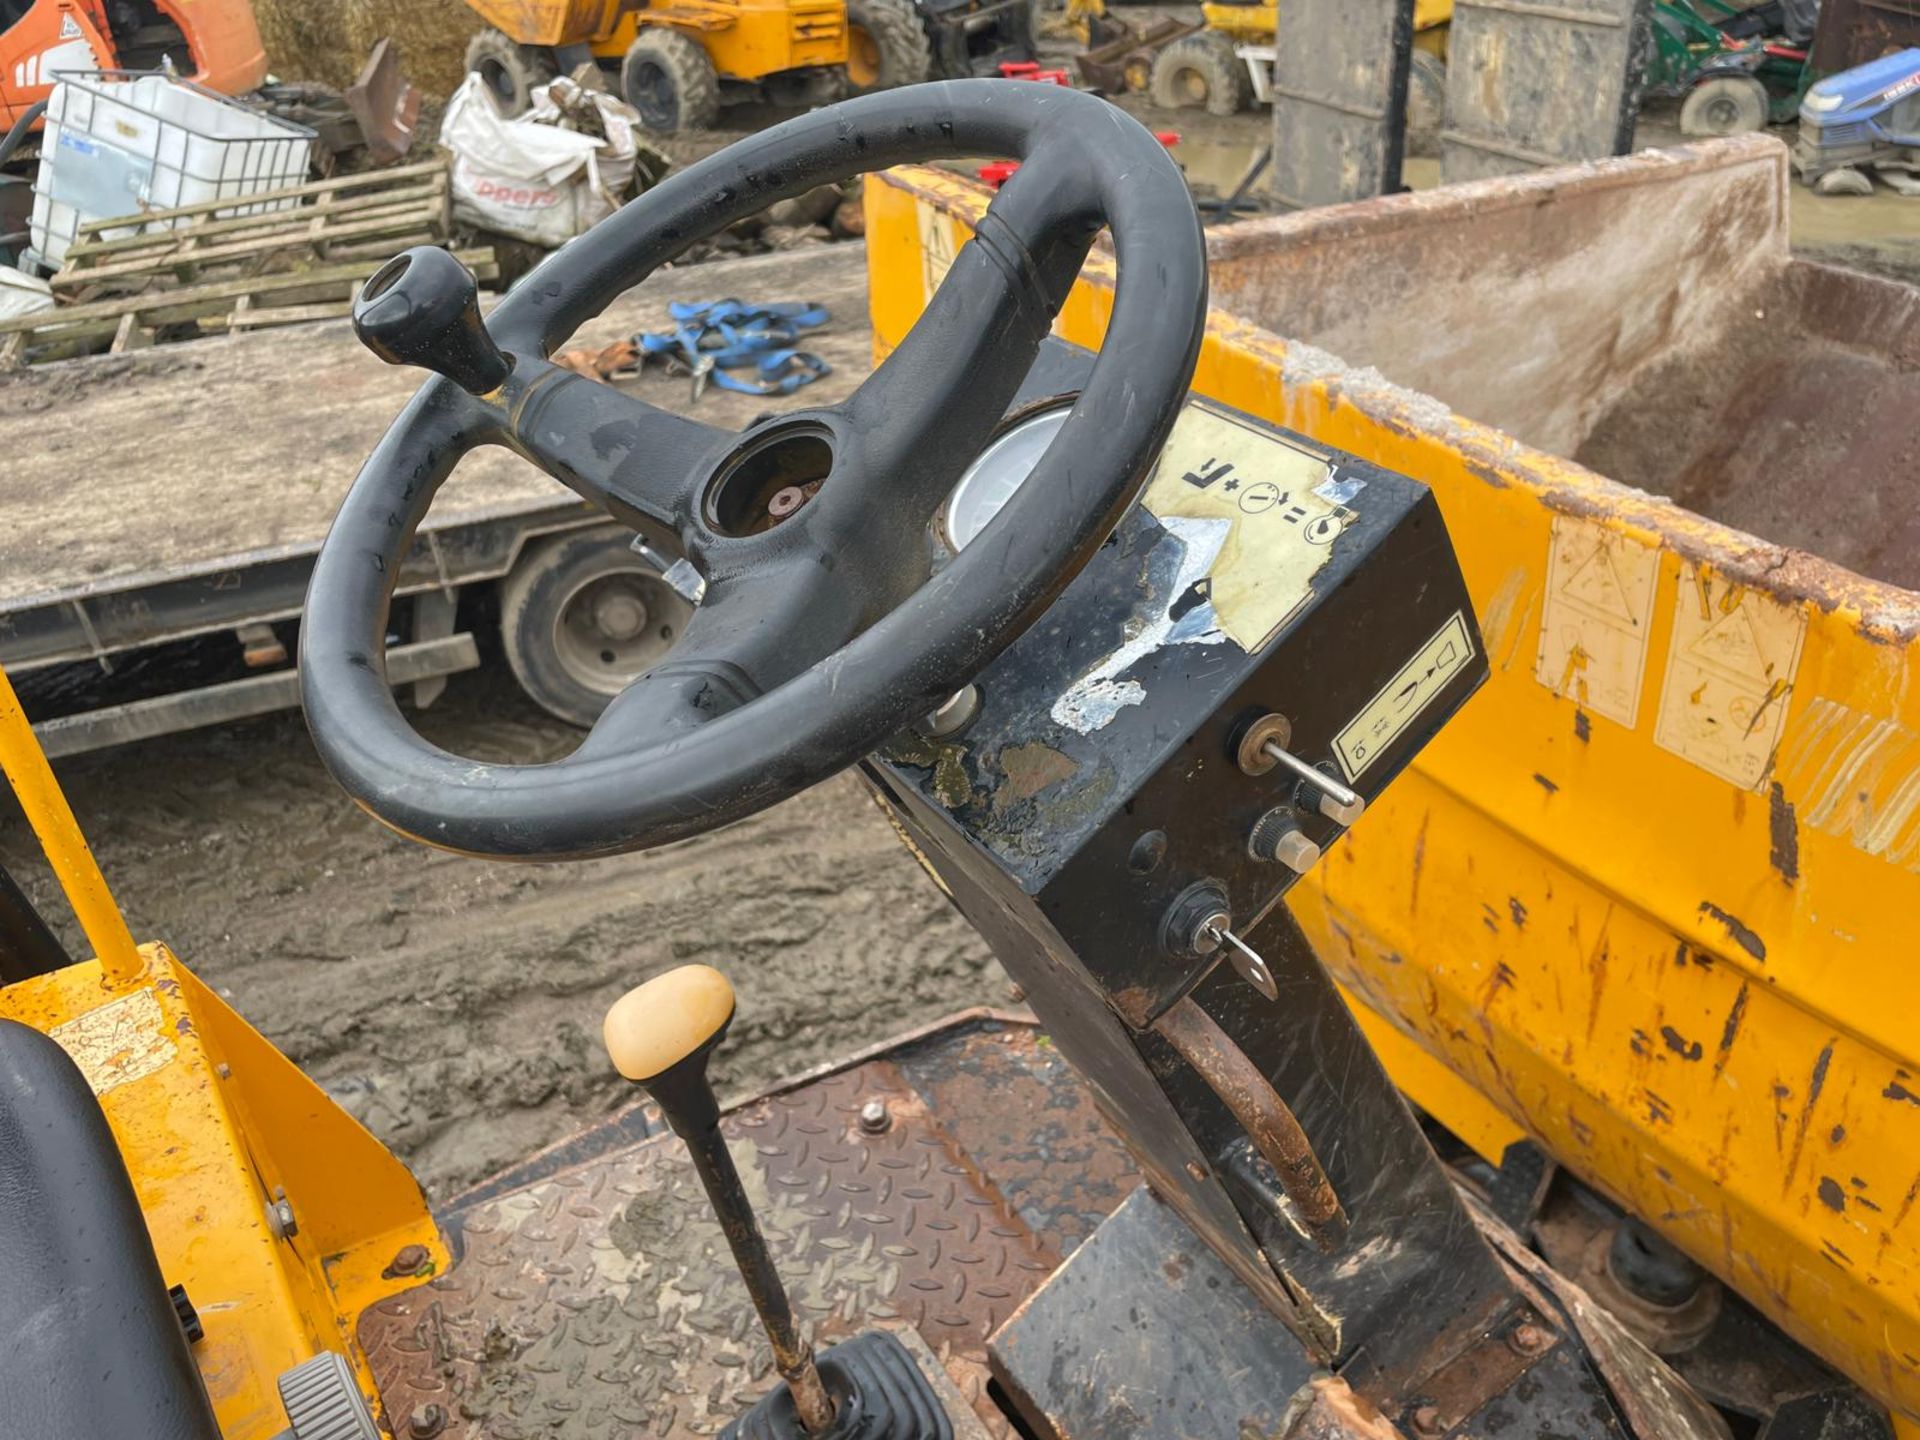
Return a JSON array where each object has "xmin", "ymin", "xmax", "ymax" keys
[
  {"xmin": 1654, "ymin": 564, "xmax": 1806, "ymax": 791},
  {"xmin": 1535, "ymin": 515, "xmax": 1660, "ymax": 729}
]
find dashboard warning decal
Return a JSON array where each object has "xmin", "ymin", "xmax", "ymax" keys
[
  {"xmin": 1336, "ymin": 612, "xmax": 1475, "ymax": 779},
  {"xmin": 1141, "ymin": 402, "xmax": 1346, "ymax": 652}
]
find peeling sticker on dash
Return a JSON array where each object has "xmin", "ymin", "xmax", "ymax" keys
[
  {"xmin": 1050, "ymin": 401, "xmax": 1349, "ymax": 734},
  {"xmin": 1051, "ymin": 514, "xmax": 1231, "ymax": 733},
  {"xmin": 1535, "ymin": 515, "xmax": 1659, "ymax": 729},
  {"xmin": 1654, "ymin": 564, "xmax": 1806, "ymax": 791}
]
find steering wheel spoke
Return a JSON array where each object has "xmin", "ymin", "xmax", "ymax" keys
[
  {"xmin": 835, "ymin": 149, "xmax": 1102, "ymax": 525},
  {"xmin": 496, "ymin": 358, "xmax": 731, "ymax": 533}
]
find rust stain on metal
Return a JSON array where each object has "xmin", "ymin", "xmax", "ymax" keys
[
  {"xmin": 1712, "ymin": 982, "xmax": 1750, "ymax": 1080},
  {"xmin": 1153, "ymin": 996, "xmax": 1347, "ymax": 1247},
  {"xmin": 1697, "ymin": 902, "xmax": 1767, "ymax": 962},
  {"xmin": 1819, "ymin": 1177, "xmax": 1848, "ymax": 1213},
  {"xmin": 1408, "ymin": 811, "xmax": 1430, "ymax": 917},
  {"xmin": 1783, "ymin": 1042, "xmax": 1838, "ymax": 1197},
  {"xmin": 1769, "ymin": 783, "xmax": 1801, "ymax": 883},
  {"xmin": 993, "ymin": 742, "xmax": 1078, "ymax": 808},
  {"xmin": 1279, "ymin": 1375, "xmax": 1405, "ymax": 1439},
  {"xmin": 1884, "ymin": 1070, "xmax": 1920, "ymax": 1106},
  {"xmin": 1583, "ymin": 910, "xmax": 1613, "ymax": 1044},
  {"xmin": 1660, "ymin": 1026, "xmax": 1703, "ymax": 1062}
]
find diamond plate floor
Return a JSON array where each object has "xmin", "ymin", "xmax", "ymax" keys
[{"xmin": 360, "ymin": 1021, "xmax": 1137, "ymax": 1439}]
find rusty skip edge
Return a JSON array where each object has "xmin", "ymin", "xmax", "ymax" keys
[{"xmin": 885, "ymin": 138, "xmax": 1920, "ymax": 646}]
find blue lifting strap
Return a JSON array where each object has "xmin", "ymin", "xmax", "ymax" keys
[{"xmin": 636, "ymin": 299, "xmax": 833, "ymax": 396}]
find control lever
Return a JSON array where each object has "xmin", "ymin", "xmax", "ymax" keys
[
  {"xmin": 605, "ymin": 966, "xmax": 836, "ymax": 1431},
  {"xmin": 604, "ymin": 967, "xmax": 955, "ymax": 1440}
]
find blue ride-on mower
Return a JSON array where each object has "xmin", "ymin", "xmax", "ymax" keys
[{"xmin": 1796, "ymin": 45, "xmax": 1920, "ymax": 191}]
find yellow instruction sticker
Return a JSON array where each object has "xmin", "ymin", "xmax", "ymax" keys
[
  {"xmin": 1654, "ymin": 564, "xmax": 1806, "ymax": 791},
  {"xmin": 48, "ymin": 988, "xmax": 174, "ymax": 1097},
  {"xmin": 1535, "ymin": 515, "xmax": 1660, "ymax": 728},
  {"xmin": 1141, "ymin": 403, "xmax": 1345, "ymax": 652},
  {"xmin": 1336, "ymin": 612, "xmax": 1475, "ymax": 779}
]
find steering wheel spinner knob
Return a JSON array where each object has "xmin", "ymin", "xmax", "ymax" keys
[{"xmin": 353, "ymin": 246, "xmax": 513, "ymax": 397}]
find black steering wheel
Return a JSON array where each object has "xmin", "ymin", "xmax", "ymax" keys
[{"xmin": 300, "ymin": 80, "xmax": 1207, "ymax": 860}]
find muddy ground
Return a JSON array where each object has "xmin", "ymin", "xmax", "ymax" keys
[{"xmin": 0, "ymin": 675, "xmax": 1005, "ymax": 1199}]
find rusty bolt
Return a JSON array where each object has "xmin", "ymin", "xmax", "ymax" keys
[
  {"xmin": 1184, "ymin": 1160, "xmax": 1208, "ymax": 1183},
  {"xmin": 767, "ymin": 485, "xmax": 808, "ymax": 519},
  {"xmin": 390, "ymin": 1243, "xmax": 431, "ymax": 1277},
  {"xmin": 408, "ymin": 1402, "xmax": 448, "ymax": 1438},
  {"xmin": 1409, "ymin": 1404, "xmax": 1443, "ymax": 1437},
  {"xmin": 1509, "ymin": 1322, "xmax": 1550, "ymax": 1356},
  {"xmin": 858, "ymin": 1099, "xmax": 891, "ymax": 1135},
  {"xmin": 214, "ymin": 1062, "xmax": 231, "ymax": 1080}
]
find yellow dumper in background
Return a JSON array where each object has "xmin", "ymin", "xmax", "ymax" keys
[
  {"xmin": 461, "ymin": 0, "xmax": 931, "ymax": 131},
  {"xmin": 1149, "ymin": 0, "xmax": 1451, "ymax": 117},
  {"xmin": 868, "ymin": 133, "xmax": 1920, "ymax": 1427}
]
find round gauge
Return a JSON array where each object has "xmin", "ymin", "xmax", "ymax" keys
[{"xmin": 941, "ymin": 403, "xmax": 1074, "ymax": 553}]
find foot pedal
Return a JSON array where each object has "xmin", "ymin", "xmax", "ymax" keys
[{"xmin": 723, "ymin": 1330, "xmax": 953, "ymax": 1440}]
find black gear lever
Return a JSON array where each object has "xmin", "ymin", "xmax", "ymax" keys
[
  {"xmin": 604, "ymin": 967, "xmax": 954, "ymax": 1440},
  {"xmin": 353, "ymin": 247, "xmax": 512, "ymax": 396}
]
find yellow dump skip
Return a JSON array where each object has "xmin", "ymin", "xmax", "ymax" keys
[{"xmin": 868, "ymin": 137, "xmax": 1920, "ymax": 1420}]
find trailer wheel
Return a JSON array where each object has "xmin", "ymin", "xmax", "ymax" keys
[
  {"xmin": 845, "ymin": 0, "xmax": 933, "ymax": 91},
  {"xmin": 500, "ymin": 529, "xmax": 695, "ymax": 729},
  {"xmin": 1150, "ymin": 33, "xmax": 1249, "ymax": 117},
  {"xmin": 622, "ymin": 30, "xmax": 723, "ymax": 133},
  {"xmin": 1680, "ymin": 74, "xmax": 1769, "ymax": 137},
  {"xmin": 466, "ymin": 29, "xmax": 557, "ymax": 117}
]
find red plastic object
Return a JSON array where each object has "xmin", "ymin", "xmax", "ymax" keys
[
  {"xmin": 978, "ymin": 160, "xmax": 1022, "ymax": 187},
  {"xmin": 997, "ymin": 60, "xmax": 1071, "ymax": 85},
  {"xmin": 1154, "ymin": 130, "xmax": 1181, "ymax": 148}
]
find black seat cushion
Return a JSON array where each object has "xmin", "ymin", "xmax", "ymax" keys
[{"xmin": 0, "ymin": 1017, "xmax": 222, "ymax": 1440}]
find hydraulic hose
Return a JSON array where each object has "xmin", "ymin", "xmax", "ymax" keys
[{"xmin": 0, "ymin": 99, "xmax": 49, "ymax": 171}]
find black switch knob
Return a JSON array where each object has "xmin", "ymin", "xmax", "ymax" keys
[{"xmin": 353, "ymin": 246, "xmax": 513, "ymax": 396}]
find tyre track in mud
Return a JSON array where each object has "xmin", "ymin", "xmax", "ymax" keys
[{"xmin": 0, "ymin": 667, "xmax": 1002, "ymax": 1198}]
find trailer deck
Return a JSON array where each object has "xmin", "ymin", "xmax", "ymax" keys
[{"xmin": 0, "ymin": 242, "xmax": 872, "ymax": 747}]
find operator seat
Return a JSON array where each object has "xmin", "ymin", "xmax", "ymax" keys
[{"xmin": 0, "ymin": 1017, "xmax": 222, "ymax": 1440}]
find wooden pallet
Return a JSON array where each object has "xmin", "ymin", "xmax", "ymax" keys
[
  {"xmin": 0, "ymin": 245, "xmax": 498, "ymax": 370},
  {"xmin": 51, "ymin": 160, "xmax": 455, "ymax": 303}
]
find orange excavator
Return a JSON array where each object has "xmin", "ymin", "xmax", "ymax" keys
[{"xmin": 0, "ymin": 0, "xmax": 267, "ymax": 131}]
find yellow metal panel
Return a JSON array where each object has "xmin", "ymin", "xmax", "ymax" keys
[
  {"xmin": 0, "ymin": 661, "xmax": 141, "ymax": 981},
  {"xmin": 0, "ymin": 947, "xmax": 443, "ymax": 1438},
  {"xmin": 622, "ymin": 0, "xmax": 849, "ymax": 75},
  {"xmin": 466, "ymin": 0, "xmax": 620, "ymax": 47},
  {"xmin": 864, "ymin": 163, "xmax": 1920, "ymax": 1420}
]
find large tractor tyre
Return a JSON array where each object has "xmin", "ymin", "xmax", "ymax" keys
[
  {"xmin": 1150, "ymin": 33, "xmax": 1250, "ymax": 117},
  {"xmin": 1406, "ymin": 49, "xmax": 1447, "ymax": 153},
  {"xmin": 845, "ymin": 0, "xmax": 934, "ymax": 93},
  {"xmin": 466, "ymin": 29, "xmax": 558, "ymax": 117},
  {"xmin": 500, "ymin": 528, "xmax": 695, "ymax": 730},
  {"xmin": 621, "ymin": 30, "xmax": 723, "ymax": 133},
  {"xmin": 1680, "ymin": 74, "xmax": 1770, "ymax": 137}
]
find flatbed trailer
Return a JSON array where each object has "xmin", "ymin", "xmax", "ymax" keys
[{"xmin": 0, "ymin": 242, "xmax": 872, "ymax": 755}]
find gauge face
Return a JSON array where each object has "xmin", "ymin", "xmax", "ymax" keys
[{"xmin": 941, "ymin": 404, "xmax": 1074, "ymax": 553}]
